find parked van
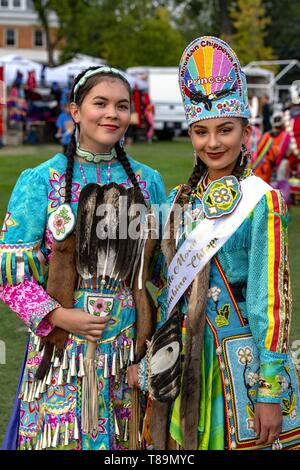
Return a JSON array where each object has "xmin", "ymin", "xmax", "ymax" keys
[{"xmin": 127, "ymin": 66, "xmax": 187, "ymax": 140}]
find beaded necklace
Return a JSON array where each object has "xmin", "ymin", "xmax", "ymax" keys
[{"xmin": 79, "ymin": 161, "xmax": 112, "ymax": 186}]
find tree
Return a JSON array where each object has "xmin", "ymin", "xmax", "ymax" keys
[
  {"xmin": 229, "ymin": 0, "xmax": 275, "ymax": 65},
  {"xmin": 101, "ymin": 7, "xmax": 185, "ymax": 68},
  {"xmin": 263, "ymin": 0, "xmax": 300, "ymax": 62},
  {"xmin": 174, "ymin": 0, "xmax": 234, "ymax": 41},
  {"xmin": 32, "ymin": 0, "xmax": 64, "ymax": 66}
]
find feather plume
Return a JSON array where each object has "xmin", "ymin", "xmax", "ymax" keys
[
  {"xmin": 118, "ymin": 186, "xmax": 147, "ymax": 281},
  {"xmin": 75, "ymin": 183, "xmax": 99, "ymax": 279},
  {"xmin": 96, "ymin": 183, "xmax": 124, "ymax": 281}
]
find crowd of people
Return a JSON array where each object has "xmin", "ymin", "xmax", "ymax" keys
[
  {"xmin": 3, "ymin": 69, "xmax": 154, "ymax": 149},
  {"xmin": 248, "ymin": 102, "xmax": 300, "ymax": 205},
  {"xmin": 0, "ymin": 35, "xmax": 300, "ymax": 452},
  {"xmin": 5, "ymin": 70, "xmax": 73, "ymax": 145}
]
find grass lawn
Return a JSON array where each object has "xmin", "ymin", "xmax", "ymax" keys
[{"xmin": 0, "ymin": 140, "xmax": 299, "ymax": 444}]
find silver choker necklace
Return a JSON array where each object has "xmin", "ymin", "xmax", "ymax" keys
[{"xmin": 76, "ymin": 143, "xmax": 117, "ymax": 163}]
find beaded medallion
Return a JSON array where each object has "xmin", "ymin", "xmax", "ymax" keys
[{"xmin": 202, "ymin": 175, "xmax": 242, "ymax": 219}]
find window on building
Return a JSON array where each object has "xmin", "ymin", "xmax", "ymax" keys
[
  {"xmin": 0, "ymin": 0, "xmax": 24, "ymax": 8},
  {"xmin": 34, "ymin": 30, "xmax": 43, "ymax": 47},
  {"xmin": 0, "ymin": 0, "xmax": 9, "ymax": 8},
  {"xmin": 5, "ymin": 29, "xmax": 16, "ymax": 46}
]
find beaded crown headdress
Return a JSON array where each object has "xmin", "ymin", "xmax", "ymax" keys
[{"xmin": 179, "ymin": 36, "xmax": 250, "ymax": 125}]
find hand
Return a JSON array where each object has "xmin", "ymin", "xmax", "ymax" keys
[
  {"xmin": 48, "ymin": 307, "xmax": 109, "ymax": 342},
  {"xmin": 254, "ymin": 402, "xmax": 282, "ymax": 445},
  {"xmin": 127, "ymin": 364, "xmax": 140, "ymax": 388}
]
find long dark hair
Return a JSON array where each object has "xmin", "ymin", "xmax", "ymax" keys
[
  {"xmin": 187, "ymin": 118, "xmax": 250, "ymax": 189},
  {"xmin": 64, "ymin": 66, "xmax": 144, "ymax": 204}
]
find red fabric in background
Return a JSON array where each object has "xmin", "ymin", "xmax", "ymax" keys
[{"xmin": 133, "ymin": 87, "xmax": 141, "ymax": 127}]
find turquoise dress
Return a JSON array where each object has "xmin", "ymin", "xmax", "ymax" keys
[
  {"xmin": 0, "ymin": 153, "xmax": 166, "ymax": 450},
  {"xmin": 146, "ymin": 172, "xmax": 299, "ymax": 450}
]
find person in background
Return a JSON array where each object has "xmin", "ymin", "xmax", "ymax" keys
[
  {"xmin": 143, "ymin": 92, "xmax": 155, "ymax": 144},
  {"xmin": 55, "ymin": 103, "xmax": 74, "ymax": 154},
  {"xmin": 247, "ymin": 116, "xmax": 262, "ymax": 155},
  {"xmin": 252, "ymin": 111, "xmax": 290, "ymax": 184},
  {"xmin": 261, "ymin": 95, "xmax": 271, "ymax": 133},
  {"xmin": 27, "ymin": 70, "xmax": 37, "ymax": 92}
]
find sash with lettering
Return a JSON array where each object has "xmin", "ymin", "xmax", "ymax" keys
[{"xmin": 167, "ymin": 175, "xmax": 271, "ymax": 317}]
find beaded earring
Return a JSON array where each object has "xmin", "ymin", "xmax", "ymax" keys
[
  {"xmin": 240, "ymin": 144, "xmax": 252, "ymax": 166},
  {"xmin": 119, "ymin": 135, "xmax": 125, "ymax": 148},
  {"xmin": 193, "ymin": 150, "xmax": 199, "ymax": 166}
]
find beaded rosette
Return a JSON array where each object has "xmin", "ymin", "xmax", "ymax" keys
[{"xmin": 202, "ymin": 175, "xmax": 242, "ymax": 219}]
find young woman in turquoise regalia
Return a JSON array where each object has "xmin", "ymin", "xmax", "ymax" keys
[
  {"xmin": 0, "ymin": 66, "xmax": 166, "ymax": 450},
  {"xmin": 128, "ymin": 37, "xmax": 300, "ymax": 450}
]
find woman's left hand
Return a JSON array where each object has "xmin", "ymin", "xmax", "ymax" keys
[
  {"xmin": 127, "ymin": 364, "xmax": 140, "ymax": 388},
  {"xmin": 254, "ymin": 402, "xmax": 282, "ymax": 445}
]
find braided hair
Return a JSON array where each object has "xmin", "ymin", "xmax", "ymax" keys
[
  {"xmin": 187, "ymin": 118, "xmax": 250, "ymax": 191},
  {"xmin": 64, "ymin": 66, "xmax": 145, "ymax": 204}
]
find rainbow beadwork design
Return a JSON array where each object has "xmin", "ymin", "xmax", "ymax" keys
[{"xmin": 179, "ymin": 36, "xmax": 250, "ymax": 125}]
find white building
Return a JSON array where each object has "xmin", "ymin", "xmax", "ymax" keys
[{"xmin": 0, "ymin": 0, "xmax": 60, "ymax": 63}]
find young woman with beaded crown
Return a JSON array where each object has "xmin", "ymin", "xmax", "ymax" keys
[
  {"xmin": 0, "ymin": 65, "xmax": 166, "ymax": 450},
  {"xmin": 127, "ymin": 37, "xmax": 300, "ymax": 451}
]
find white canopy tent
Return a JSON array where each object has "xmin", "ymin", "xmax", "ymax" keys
[
  {"xmin": 0, "ymin": 51, "xmax": 148, "ymax": 94},
  {"xmin": 46, "ymin": 55, "xmax": 147, "ymax": 90},
  {"xmin": 45, "ymin": 54, "xmax": 106, "ymax": 86},
  {"xmin": 0, "ymin": 54, "xmax": 43, "ymax": 86}
]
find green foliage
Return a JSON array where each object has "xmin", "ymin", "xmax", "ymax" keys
[
  {"xmin": 33, "ymin": 1, "xmax": 185, "ymax": 67},
  {"xmin": 263, "ymin": 0, "xmax": 300, "ymax": 62},
  {"xmin": 229, "ymin": 0, "xmax": 275, "ymax": 65},
  {"xmin": 32, "ymin": 0, "xmax": 300, "ymax": 67},
  {"xmin": 100, "ymin": 7, "xmax": 185, "ymax": 68}
]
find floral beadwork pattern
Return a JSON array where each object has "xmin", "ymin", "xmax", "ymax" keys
[
  {"xmin": 185, "ymin": 104, "xmax": 203, "ymax": 122},
  {"xmin": 235, "ymin": 346, "xmax": 260, "ymax": 431},
  {"xmin": 117, "ymin": 288, "xmax": 135, "ymax": 308},
  {"xmin": 53, "ymin": 207, "xmax": 71, "ymax": 236},
  {"xmin": 120, "ymin": 173, "xmax": 150, "ymax": 200},
  {"xmin": 212, "ymin": 187, "xmax": 231, "ymax": 204},
  {"xmin": 203, "ymin": 176, "xmax": 241, "ymax": 218},
  {"xmin": 48, "ymin": 169, "xmax": 80, "ymax": 210},
  {"xmin": 0, "ymin": 212, "xmax": 17, "ymax": 241},
  {"xmin": 208, "ymin": 286, "xmax": 230, "ymax": 328},
  {"xmin": 277, "ymin": 367, "xmax": 297, "ymax": 419},
  {"xmin": 217, "ymin": 99, "xmax": 245, "ymax": 115},
  {"xmin": 237, "ymin": 347, "xmax": 253, "ymax": 365},
  {"xmin": 88, "ymin": 297, "xmax": 113, "ymax": 316},
  {"xmin": 0, "ymin": 278, "xmax": 58, "ymax": 335}
]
